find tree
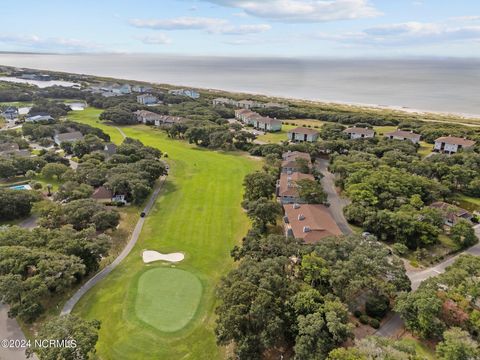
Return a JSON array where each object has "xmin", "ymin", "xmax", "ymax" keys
[
  {"xmin": 99, "ymin": 106, "xmax": 137, "ymax": 125},
  {"xmin": 243, "ymin": 171, "xmax": 276, "ymax": 202},
  {"xmin": 450, "ymin": 220, "xmax": 477, "ymax": 248},
  {"xmin": 63, "ymin": 199, "xmax": 120, "ymax": 231},
  {"xmin": 0, "ymin": 158, "xmax": 17, "ymax": 178},
  {"xmin": 41, "ymin": 162, "xmax": 69, "ymax": 179},
  {"xmin": 296, "ymin": 158, "xmax": 311, "ymax": 174},
  {"xmin": 27, "ymin": 315, "xmax": 100, "ymax": 360},
  {"xmin": 54, "ymin": 181, "xmax": 94, "ymax": 202},
  {"xmin": 436, "ymin": 327, "xmax": 480, "ymax": 360},
  {"xmin": 0, "ymin": 189, "xmax": 39, "ymax": 221},
  {"xmin": 244, "ymin": 198, "xmax": 282, "ymax": 232},
  {"xmin": 301, "ymin": 253, "xmax": 330, "ymax": 293},
  {"xmin": 395, "ymin": 288, "xmax": 444, "ymax": 339},
  {"xmin": 296, "ymin": 179, "xmax": 328, "ymax": 204}
]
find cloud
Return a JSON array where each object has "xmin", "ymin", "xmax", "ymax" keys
[
  {"xmin": 0, "ymin": 34, "xmax": 102, "ymax": 52},
  {"xmin": 202, "ymin": 0, "xmax": 381, "ymax": 22},
  {"xmin": 129, "ymin": 16, "xmax": 270, "ymax": 35},
  {"xmin": 450, "ymin": 15, "xmax": 480, "ymax": 22},
  {"xmin": 137, "ymin": 34, "xmax": 172, "ymax": 45},
  {"xmin": 314, "ymin": 21, "xmax": 480, "ymax": 46}
]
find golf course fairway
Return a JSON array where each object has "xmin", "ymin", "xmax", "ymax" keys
[{"xmin": 71, "ymin": 114, "xmax": 260, "ymax": 360}]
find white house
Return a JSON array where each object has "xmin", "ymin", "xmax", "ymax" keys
[
  {"xmin": 434, "ymin": 136, "xmax": 476, "ymax": 154},
  {"xmin": 385, "ymin": 129, "xmax": 421, "ymax": 144},
  {"xmin": 168, "ymin": 89, "xmax": 200, "ymax": 99},
  {"xmin": 343, "ymin": 126, "xmax": 375, "ymax": 139},
  {"xmin": 137, "ymin": 94, "xmax": 158, "ymax": 105},
  {"xmin": 288, "ymin": 127, "xmax": 319, "ymax": 143},
  {"xmin": 237, "ymin": 100, "xmax": 260, "ymax": 109},
  {"xmin": 132, "ymin": 85, "xmax": 153, "ymax": 93},
  {"xmin": 213, "ymin": 98, "xmax": 238, "ymax": 106},
  {"xmin": 111, "ymin": 84, "xmax": 132, "ymax": 95},
  {"xmin": 253, "ymin": 117, "xmax": 282, "ymax": 132}
]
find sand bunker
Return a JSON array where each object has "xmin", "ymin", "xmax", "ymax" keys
[{"xmin": 142, "ymin": 250, "xmax": 185, "ymax": 264}]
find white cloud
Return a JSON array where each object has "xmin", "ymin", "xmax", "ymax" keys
[
  {"xmin": 129, "ymin": 16, "xmax": 270, "ymax": 35},
  {"xmin": 314, "ymin": 21, "xmax": 480, "ymax": 46},
  {"xmin": 203, "ymin": 0, "xmax": 381, "ymax": 22},
  {"xmin": 0, "ymin": 34, "xmax": 102, "ymax": 52},
  {"xmin": 450, "ymin": 15, "xmax": 480, "ymax": 22},
  {"xmin": 137, "ymin": 33, "xmax": 172, "ymax": 45}
]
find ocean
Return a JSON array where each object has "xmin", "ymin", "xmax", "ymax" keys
[{"xmin": 0, "ymin": 53, "xmax": 479, "ymax": 116}]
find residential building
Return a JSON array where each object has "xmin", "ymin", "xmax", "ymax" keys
[
  {"xmin": 343, "ymin": 126, "xmax": 375, "ymax": 139},
  {"xmin": 283, "ymin": 203, "xmax": 342, "ymax": 244},
  {"xmin": 385, "ymin": 129, "xmax": 421, "ymax": 144},
  {"xmin": 25, "ymin": 114, "xmax": 54, "ymax": 123},
  {"xmin": 135, "ymin": 110, "xmax": 163, "ymax": 124},
  {"xmin": 281, "ymin": 151, "xmax": 312, "ymax": 173},
  {"xmin": 54, "ymin": 131, "xmax": 84, "ymax": 145},
  {"xmin": 137, "ymin": 94, "xmax": 158, "ymax": 105},
  {"xmin": 213, "ymin": 98, "xmax": 238, "ymax": 106},
  {"xmin": 91, "ymin": 186, "xmax": 113, "ymax": 204},
  {"xmin": 2, "ymin": 106, "xmax": 19, "ymax": 120},
  {"xmin": 252, "ymin": 116, "xmax": 282, "ymax": 132},
  {"xmin": 168, "ymin": 89, "xmax": 200, "ymax": 99},
  {"xmin": 276, "ymin": 172, "xmax": 315, "ymax": 204},
  {"xmin": 288, "ymin": 127, "xmax": 319, "ymax": 143},
  {"xmin": 430, "ymin": 201, "xmax": 472, "ymax": 227},
  {"xmin": 111, "ymin": 84, "xmax": 132, "ymax": 95},
  {"xmin": 132, "ymin": 85, "xmax": 153, "ymax": 93},
  {"xmin": 434, "ymin": 136, "xmax": 476, "ymax": 154},
  {"xmin": 237, "ymin": 100, "xmax": 260, "ymax": 109}
]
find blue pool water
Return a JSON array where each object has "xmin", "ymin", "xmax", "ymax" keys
[{"xmin": 9, "ymin": 185, "xmax": 32, "ymax": 190}]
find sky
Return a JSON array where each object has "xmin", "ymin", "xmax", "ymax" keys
[{"xmin": 0, "ymin": 0, "xmax": 480, "ymax": 57}]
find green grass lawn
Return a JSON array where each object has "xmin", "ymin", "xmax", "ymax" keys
[
  {"xmin": 454, "ymin": 194, "xmax": 480, "ymax": 212},
  {"xmin": 135, "ymin": 268, "xmax": 203, "ymax": 333},
  {"xmin": 67, "ymin": 107, "xmax": 125, "ymax": 144},
  {"xmin": 373, "ymin": 125, "xmax": 398, "ymax": 136},
  {"xmin": 256, "ymin": 124, "xmax": 296, "ymax": 143},
  {"xmin": 72, "ymin": 119, "xmax": 260, "ymax": 359},
  {"xmin": 418, "ymin": 141, "xmax": 433, "ymax": 158}
]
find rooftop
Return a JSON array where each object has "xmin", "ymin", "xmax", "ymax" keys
[
  {"xmin": 288, "ymin": 127, "xmax": 319, "ymax": 135},
  {"xmin": 435, "ymin": 136, "xmax": 476, "ymax": 147},
  {"xmin": 385, "ymin": 129, "xmax": 421, "ymax": 139},
  {"xmin": 284, "ymin": 203, "xmax": 342, "ymax": 244},
  {"xmin": 343, "ymin": 126, "xmax": 375, "ymax": 135},
  {"xmin": 55, "ymin": 131, "xmax": 84, "ymax": 142},
  {"xmin": 278, "ymin": 172, "xmax": 315, "ymax": 197}
]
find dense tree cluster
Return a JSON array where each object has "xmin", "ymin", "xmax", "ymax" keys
[
  {"xmin": 0, "ymin": 189, "xmax": 40, "ymax": 220},
  {"xmin": 0, "ymin": 225, "xmax": 110, "ymax": 322}
]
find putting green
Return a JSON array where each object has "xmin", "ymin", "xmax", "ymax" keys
[{"xmin": 135, "ymin": 268, "xmax": 202, "ymax": 332}]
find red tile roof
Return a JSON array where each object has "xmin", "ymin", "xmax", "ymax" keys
[{"xmin": 278, "ymin": 173, "xmax": 315, "ymax": 197}]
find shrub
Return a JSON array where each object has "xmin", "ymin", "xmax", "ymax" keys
[
  {"xmin": 32, "ymin": 182, "xmax": 43, "ymax": 190},
  {"xmin": 369, "ymin": 318, "xmax": 380, "ymax": 329},
  {"xmin": 354, "ymin": 310, "xmax": 362, "ymax": 318},
  {"xmin": 366, "ymin": 294, "xmax": 390, "ymax": 319},
  {"xmin": 359, "ymin": 315, "xmax": 370, "ymax": 325},
  {"xmin": 392, "ymin": 243, "xmax": 409, "ymax": 256}
]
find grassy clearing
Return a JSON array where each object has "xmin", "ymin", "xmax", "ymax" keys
[
  {"xmin": 135, "ymin": 268, "xmax": 203, "ymax": 333},
  {"xmin": 71, "ymin": 118, "xmax": 260, "ymax": 359},
  {"xmin": 67, "ymin": 107, "xmax": 125, "ymax": 144},
  {"xmin": 455, "ymin": 195, "xmax": 480, "ymax": 212},
  {"xmin": 418, "ymin": 141, "xmax": 433, "ymax": 158},
  {"xmin": 373, "ymin": 125, "xmax": 397, "ymax": 135},
  {"xmin": 401, "ymin": 336, "xmax": 436, "ymax": 359},
  {"xmin": 256, "ymin": 124, "xmax": 296, "ymax": 143}
]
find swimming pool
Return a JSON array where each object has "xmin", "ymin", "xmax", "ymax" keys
[{"xmin": 9, "ymin": 184, "xmax": 32, "ymax": 191}]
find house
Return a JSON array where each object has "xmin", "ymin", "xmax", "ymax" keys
[
  {"xmin": 385, "ymin": 129, "xmax": 421, "ymax": 144},
  {"xmin": 283, "ymin": 203, "xmax": 342, "ymax": 244},
  {"xmin": 25, "ymin": 114, "xmax": 54, "ymax": 123},
  {"xmin": 91, "ymin": 186, "xmax": 113, "ymax": 204},
  {"xmin": 2, "ymin": 106, "xmax": 19, "ymax": 120},
  {"xmin": 434, "ymin": 136, "xmax": 476, "ymax": 154},
  {"xmin": 135, "ymin": 110, "xmax": 163, "ymax": 124},
  {"xmin": 237, "ymin": 100, "xmax": 260, "ymax": 109},
  {"xmin": 153, "ymin": 115, "xmax": 185, "ymax": 126},
  {"xmin": 234, "ymin": 109, "xmax": 262, "ymax": 125},
  {"xmin": 111, "ymin": 84, "xmax": 132, "ymax": 95},
  {"xmin": 54, "ymin": 131, "xmax": 84, "ymax": 145},
  {"xmin": 281, "ymin": 151, "xmax": 312, "ymax": 174},
  {"xmin": 132, "ymin": 85, "xmax": 153, "ymax": 93},
  {"xmin": 252, "ymin": 117, "xmax": 282, "ymax": 132},
  {"xmin": 343, "ymin": 126, "xmax": 375, "ymax": 139},
  {"xmin": 168, "ymin": 89, "xmax": 200, "ymax": 99},
  {"xmin": 213, "ymin": 98, "xmax": 238, "ymax": 107},
  {"xmin": 288, "ymin": 127, "xmax": 319, "ymax": 143},
  {"xmin": 137, "ymin": 94, "xmax": 158, "ymax": 105},
  {"xmin": 430, "ymin": 201, "xmax": 472, "ymax": 227},
  {"xmin": 276, "ymin": 172, "xmax": 315, "ymax": 204}
]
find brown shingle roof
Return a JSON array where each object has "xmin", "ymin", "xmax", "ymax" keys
[
  {"xmin": 278, "ymin": 173, "xmax": 315, "ymax": 197},
  {"xmin": 435, "ymin": 136, "xmax": 476, "ymax": 147},
  {"xmin": 343, "ymin": 127, "xmax": 375, "ymax": 136},
  {"xmin": 282, "ymin": 151, "xmax": 311, "ymax": 162},
  {"xmin": 385, "ymin": 130, "xmax": 421, "ymax": 140},
  {"xmin": 91, "ymin": 186, "xmax": 113, "ymax": 200},
  {"xmin": 284, "ymin": 204, "xmax": 342, "ymax": 244},
  {"xmin": 288, "ymin": 127, "xmax": 319, "ymax": 135}
]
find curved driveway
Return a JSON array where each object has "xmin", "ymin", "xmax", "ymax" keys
[{"xmin": 61, "ymin": 177, "xmax": 166, "ymax": 315}]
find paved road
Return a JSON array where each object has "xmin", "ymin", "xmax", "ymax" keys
[
  {"xmin": 316, "ymin": 158, "xmax": 353, "ymax": 235},
  {"xmin": 376, "ymin": 224, "xmax": 480, "ymax": 337},
  {"xmin": 61, "ymin": 176, "xmax": 166, "ymax": 315}
]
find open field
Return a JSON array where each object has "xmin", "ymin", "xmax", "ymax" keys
[
  {"xmin": 256, "ymin": 124, "xmax": 296, "ymax": 143},
  {"xmin": 72, "ymin": 115, "xmax": 260, "ymax": 359}
]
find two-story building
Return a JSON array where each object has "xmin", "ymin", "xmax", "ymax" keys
[
  {"xmin": 288, "ymin": 127, "xmax": 319, "ymax": 143},
  {"xmin": 343, "ymin": 126, "xmax": 375, "ymax": 139},
  {"xmin": 385, "ymin": 129, "xmax": 421, "ymax": 144},
  {"xmin": 276, "ymin": 172, "xmax": 315, "ymax": 204},
  {"xmin": 252, "ymin": 116, "xmax": 282, "ymax": 132},
  {"xmin": 137, "ymin": 94, "xmax": 158, "ymax": 105},
  {"xmin": 434, "ymin": 136, "xmax": 476, "ymax": 154},
  {"xmin": 281, "ymin": 151, "xmax": 312, "ymax": 173},
  {"xmin": 168, "ymin": 89, "xmax": 200, "ymax": 99}
]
